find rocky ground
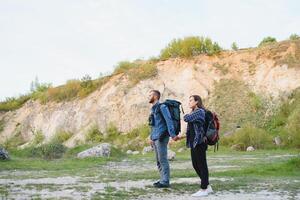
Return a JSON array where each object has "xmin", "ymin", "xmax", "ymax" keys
[{"xmin": 0, "ymin": 148, "xmax": 299, "ymax": 200}]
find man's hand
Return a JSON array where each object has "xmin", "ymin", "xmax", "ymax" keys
[{"xmin": 148, "ymin": 138, "xmax": 154, "ymax": 146}]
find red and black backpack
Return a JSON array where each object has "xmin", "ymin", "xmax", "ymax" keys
[{"xmin": 204, "ymin": 110, "xmax": 220, "ymax": 152}]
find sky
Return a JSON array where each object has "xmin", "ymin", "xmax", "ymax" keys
[{"xmin": 0, "ymin": 0, "xmax": 299, "ymax": 101}]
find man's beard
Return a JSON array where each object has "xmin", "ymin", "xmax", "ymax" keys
[{"xmin": 149, "ymin": 97, "xmax": 155, "ymax": 103}]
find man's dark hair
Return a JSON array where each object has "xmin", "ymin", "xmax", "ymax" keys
[{"xmin": 151, "ymin": 90, "xmax": 161, "ymax": 100}]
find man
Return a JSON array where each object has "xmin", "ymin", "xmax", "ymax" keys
[{"xmin": 148, "ymin": 90, "xmax": 180, "ymax": 188}]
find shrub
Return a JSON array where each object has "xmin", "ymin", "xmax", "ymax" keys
[
  {"xmin": 31, "ymin": 130, "xmax": 45, "ymax": 145},
  {"xmin": 105, "ymin": 123, "xmax": 120, "ymax": 142},
  {"xmin": 113, "ymin": 61, "xmax": 138, "ymax": 75},
  {"xmin": 34, "ymin": 74, "xmax": 110, "ymax": 103},
  {"xmin": 0, "ymin": 119, "xmax": 4, "ymax": 133},
  {"xmin": 29, "ymin": 142, "xmax": 67, "ymax": 159},
  {"xmin": 51, "ymin": 80, "xmax": 81, "ymax": 102},
  {"xmin": 289, "ymin": 34, "xmax": 300, "ymax": 40},
  {"xmin": 0, "ymin": 95, "xmax": 31, "ymax": 112},
  {"xmin": 51, "ymin": 130, "xmax": 73, "ymax": 143},
  {"xmin": 266, "ymin": 88, "xmax": 300, "ymax": 136},
  {"xmin": 84, "ymin": 123, "xmax": 150, "ymax": 151},
  {"xmin": 128, "ymin": 62, "xmax": 158, "ymax": 85},
  {"xmin": 160, "ymin": 36, "xmax": 222, "ymax": 59},
  {"xmin": 258, "ymin": 36, "xmax": 277, "ymax": 47},
  {"xmin": 227, "ymin": 124, "xmax": 273, "ymax": 150},
  {"xmin": 283, "ymin": 107, "xmax": 300, "ymax": 148},
  {"xmin": 121, "ymin": 124, "xmax": 150, "ymax": 150},
  {"xmin": 3, "ymin": 128, "xmax": 26, "ymax": 150},
  {"xmin": 94, "ymin": 76, "xmax": 111, "ymax": 89},
  {"xmin": 31, "ymin": 84, "xmax": 51, "ymax": 100},
  {"xmin": 271, "ymin": 99, "xmax": 300, "ymax": 149},
  {"xmin": 78, "ymin": 75, "xmax": 97, "ymax": 98},
  {"xmin": 231, "ymin": 42, "xmax": 238, "ymax": 51},
  {"xmin": 85, "ymin": 125, "xmax": 104, "ymax": 143}
]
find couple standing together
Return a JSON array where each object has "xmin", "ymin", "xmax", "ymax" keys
[{"xmin": 148, "ymin": 89, "xmax": 213, "ymax": 197}]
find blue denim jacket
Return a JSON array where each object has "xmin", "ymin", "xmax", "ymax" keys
[
  {"xmin": 150, "ymin": 102, "xmax": 176, "ymax": 141},
  {"xmin": 184, "ymin": 108, "xmax": 206, "ymax": 148}
]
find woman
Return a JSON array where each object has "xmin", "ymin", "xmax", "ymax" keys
[{"xmin": 183, "ymin": 95, "xmax": 213, "ymax": 197}]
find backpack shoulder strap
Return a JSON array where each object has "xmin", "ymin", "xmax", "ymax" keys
[{"xmin": 155, "ymin": 103, "xmax": 166, "ymax": 120}]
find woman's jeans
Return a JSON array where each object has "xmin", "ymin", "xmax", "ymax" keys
[{"xmin": 191, "ymin": 143, "xmax": 209, "ymax": 189}]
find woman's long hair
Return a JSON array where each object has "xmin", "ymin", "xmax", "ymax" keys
[{"xmin": 190, "ymin": 95, "xmax": 205, "ymax": 109}]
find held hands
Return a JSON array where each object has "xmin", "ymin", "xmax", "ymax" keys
[
  {"xmin": 172, "ymin": 135, "xmax": 180, "ymax": 141},
  {"xmin": 177, "ymin": 133, "xmax": 186, "ymax": 140},
  {"xmin": 170, "ymin": 133, "xmax": 186, "ymax": 144}
]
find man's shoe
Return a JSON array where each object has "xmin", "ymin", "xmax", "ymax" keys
[
  {"xmin": 154, "ymin": 182, "xmax": 170, "ymax": 188},
  {"xmin": 153, "ymin": 181, "xmax": 160, "ymax": 187},
  {"xmin": 191, "ymin": 189, "xmax": 208, "ymax": 197}
]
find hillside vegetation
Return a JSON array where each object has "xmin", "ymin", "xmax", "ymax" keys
[{"xmin": 0, "ymin": 34, "xmax": 300, "ymax": 155}]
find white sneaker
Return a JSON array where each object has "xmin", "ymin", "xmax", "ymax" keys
[
  {"xmin": 207, "ymin": 185, "xmax": 213, "ymax": 194},
  {"xmin": 191, "ymin": 189, "xmax": 208, "ymax": 197}
]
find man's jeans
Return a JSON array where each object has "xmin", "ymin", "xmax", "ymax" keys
[{"xmin": 153, "ymin": 136, "xmax": 170, "ymax": 185}]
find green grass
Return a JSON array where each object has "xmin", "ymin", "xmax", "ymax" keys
[
  {"xmin": 0, "ymin": 154, "xmax": 124, "ymax": 173},
  {"xmin": 215, "ymin": 156, "xmax": 300, "ymax": 177},
  {"xmin": 0, "ymin": 144, "xmax": 126, "ymax": 172},
  {"xmin": 0, "ymin": 95, "xmax": 31, "ymax": 112},
  {"xmin": 0, "ymin": 147, "xmax": 299, "ymax": 199},
  {"xmin": 92, "ymin": 187, "xmax": 148, "ymax": 200}
]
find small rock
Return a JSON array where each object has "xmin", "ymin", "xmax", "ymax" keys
[
  {"xmin": 274, "ymin": 136, "xmax": 281, "ymax": 146},
  {"xmin": 142, "ymin": 146, "xmax": 153, "ymax": 154},
  {"xmin": 77, "ymin": 143, "xmax": 111, "ymax": 158},
  {"xmin": 0, "ymin": 147, "xmax": 9, "ymax": 160},
  {"xmin": 246, "ymin": 146, "xmax": 255, "ymax": 152},
  {"xmin": 126, "ymin": 150, "xmax": 132, "ymax": 154},
  {"xmin": 126, "ymin": 150, "xmax": 133, "ymax": 155},
  {"xmin": 132, "ymin": 151, "xmax": 139, "ymax": 155},
  {"xmin": 167, "ymin": 150, "xmax": 176, "ymax": 161}
]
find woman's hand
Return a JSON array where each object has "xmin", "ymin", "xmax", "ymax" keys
[{"xmin": 177, "ymin": 133, "xmax": 186, "ymax": 140}]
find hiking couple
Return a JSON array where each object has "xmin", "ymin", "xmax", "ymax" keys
[{"xmin": 148, "ymin": 89, "xmax": 213, "ymax": 197}]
